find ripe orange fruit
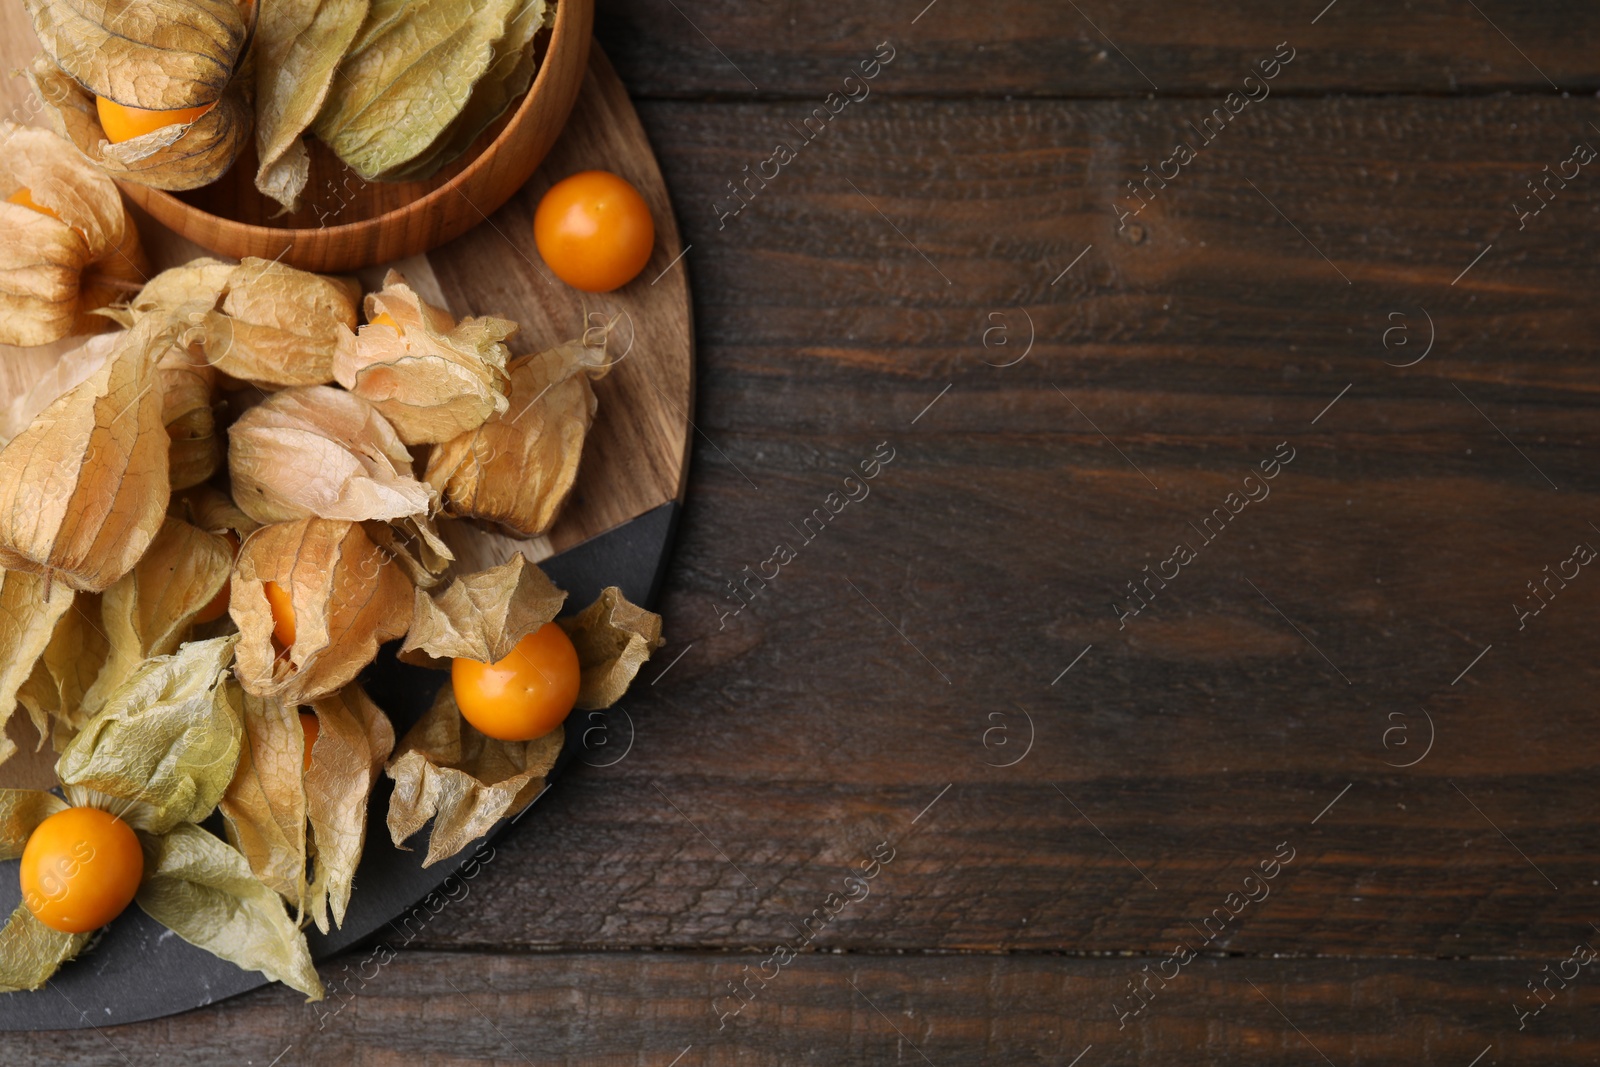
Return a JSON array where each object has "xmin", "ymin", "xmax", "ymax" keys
[
  {"xmin": 452, "ymin": 623, "xmax": 581, "ymax": 741},
  {"xmin": 6, "ymin": 187, "xmax": 62, "ymax": 221},
  {"xmin": 20, "ymin": 807, "xmax": 143, "ymax": 934},
  {"xmin": 299, "ymin": 711, "xmax": 319, "ymax": 771},
  {"xmin": 193, "ymin": 531, "xmax": 240, "ymax": 625},
  {"xmin": 95, "ymin": 97, "xmax": 215, "ymax": 144},
  {"xmin": 533, "ymin": 170, "xmax": 655, "ymax": 292},
  {"xmin": 263, "ymin": 579, "xmax": 296, "ymax": 649}
]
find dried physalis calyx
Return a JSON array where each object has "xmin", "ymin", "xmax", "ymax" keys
[
  {"xmin": 0, "ymin": 124, "xmax": 147, "ymax": 347},
  {"xmin": 387, "ymin": 558, "xmax": 662, "ymax": 865},
  {"xmin": 229, "ymin": 386, "xmax": 436, "ymax": 525},
  {"xmin": 231, "ymin": 518, "xmax": 414, "ymax": 704},
  {"xmin": 252, "ymin": 0, "xmax": 368, "ymax": 212},
  {"xmin": 28, "ymin": 53, "xmax": 253, "ymax": 193},
  {"xmin": 425, "ymin": 330, "xmax": 612, "ymax": 537},
  {"xmin": 221, "ymin": 683, "xmax": 393, "ymax": 932},
  {"xmin": 159, "ymin": 339, "xmax": 221, "ymax": 491},
  {"xmin": 25, "ymin": 0, "xmax": 254, "ymax": 191},
  {"xmin": 332, "ymin": 271, "xmax": 513, "ymax": 445},
  {"xmin": 196, "ymin": 259, "xmax": 360, "ymax": 386},
  {"xmin": 312, "ymin": 0, "xmax": 524, "ymax": 180},
  {"xmin": 0, "ymin": 315, "xmax": 174, "ymax": 593}
]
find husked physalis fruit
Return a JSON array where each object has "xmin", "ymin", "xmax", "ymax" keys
[
  {"xmin": 263, "ymin": 580, "xmax": 297, "ymax": 648},
  {"xmin": 534, "ymin": 171, "xmax": 656, "ymax": 292},
  {"xmin": 299, "ymin": 711, "xmax": 319, "ymax": 771},
  {"xmin": 20, "ymin": 807, "xmax": 143, "ymax": 934},
  {"xmin": 96, "ymin": 98, "xmax": 218, "ymax": 144},
  {"xmin": 452, "ymin": 623, "xmax": 580, "ymax": 742},
  {"xmin": 194, "ymin": 531, "xmax": 241, "ymax": 624}
]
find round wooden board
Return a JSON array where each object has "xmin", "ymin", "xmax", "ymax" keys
[{"xmin": 0, "ymin": 34, "xmax": 693, "ymax": 1027}]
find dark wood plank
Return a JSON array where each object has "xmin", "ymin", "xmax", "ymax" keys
[
  {"xmin": 247, "ymin": 92, "xmax": 1600, "ymax": 959},
  {"xmin": 596, "ymin": 0, "xmax": 1600, "ymax": 97},
  {"xmin": 5, "ymin": 952, "xmax": 1598, "ymax": 1064}
]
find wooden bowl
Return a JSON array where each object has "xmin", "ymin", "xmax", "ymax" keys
[{"xmin": 119, "ymin": 0, "xmax": 593, "ymax": 273}]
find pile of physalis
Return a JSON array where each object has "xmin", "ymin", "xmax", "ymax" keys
[{"xmin": 0, "ymin": 125, "xmax": 655, "ymax": 998}]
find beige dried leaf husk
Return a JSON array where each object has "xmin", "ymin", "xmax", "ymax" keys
[
  {"xmin": 126, "ymin": 257, "xmax": 235, "ymax": 323},
  {"xmin": 0, "ymin": 314, "xmax": 173, "ymax": 592},
  {"xmin": 17, "ymin": 592, "xmax": 108, "ymax": 749},
  {"xmin": 313, "ymin": 0, "xmax": 523, "ymax": 180},
  {"xmin": 559, "ymin": 586, "xmax": 665, "ymax": 710},
  {"xmin": 378, "ymin": 0, "xmax": 550, "ymax": 182},
  {"xmin": 0, "ymin": 902, "xmax": 91, "ymax": 993},
  {"xmin": 332, "ymin": 271, "xmax": 513, "ymax": 445},
  {"xmin": 29, "ymin": 54, "xmax": 253, "ymax": 192},
  {"xmin": 397, "ymin": 553, "xmax": 564, "ymax": 670},
  {"xmin": 0, "ymin": 331, "xmax": 119, "ymax": 444},
  {"xmin": 220, "ymin": 690, "xmax": 309, "ymax": 912},
  {"xmin": 25, "ymin": 0, "xmax": 248, "ymax": 109},
  {"xmin": 0, "ymin": 572, "xmax": 74, "ymax": 767},
  {"xmin": 254, "ymin": 0, "xmax": 370, "ymax": 211},
  {"xmin": 57, "ymin": 635, "xmax": 243, "ymax": 835},
  {"xmin": 0, "ymin": 124, "xmax": 148, "ymax": 347},
  {"xmin": 159, "ymin": 342, "xmax": 220, "ymax": 490},
  {"xmin": 231, "ymin": 518, "xmax": 414, "ymax": 704},
  {"xmin": 305, "ymin": 683, "xmax": 393, "ymax": 931},
  {"xmin": 228, "ymin": 385, "xmax": 435, "ymax": 525},
  {"xmin": 386, "ymin": 684, "xmax": 562, "ymax": 866},
  {"xmin": 176, "ymin": 483, "xmax": 261, "ymax": 539},
  {"xmin": 78, "ymin": 517, "xmax": 232, "ymax": 720},
  {"xmin": 361, "ymin": 516, "xmax": 452, "ymax": 589},
  {"xmin": 425, "ymin": 333, "xmax": 612, "ymax": 537},
  {"xmin": 198, "ymin": 258, "xmax": 359, "ymax": 386}
]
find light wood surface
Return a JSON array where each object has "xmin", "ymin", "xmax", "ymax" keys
[{"xmin": 119, "ymin": 0, "xmax": 595, "ymax": 272}]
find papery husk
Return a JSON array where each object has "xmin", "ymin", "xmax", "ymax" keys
[
  {"xmin": 378, "ymin": 0, "xmax": 550, "ymax": 182},
  {"xmin": 0, "ymin": 571, "xmax": 74, "ymax": 767},
  {"xmin": 361, "ymin": 516, "xmax": 452, "ymax": 589},
  {"xmin": 57, "ymin": 635, "xmax": 243, "ymax": 835},
  {"xmin": 159, "ymin": 342, "xmax": 220, "ymax": 490},
  {"xmin": 17, "ymin": 593, "xmax": 109, "ymax": 749},
  {"xmin": 386, "ymin": 684, "xmax": 561, "ymax": 866},
  {"xmin": 332, "ymin": 271, "xmax": 513, "ymax": 445},
  {"xmin": 0, "ymin": 124, "xmax": 148, "ymax": 347},
  {"xmin": 220, "ymin": 690, "xmax": 308, "ymax": 912},
  {"xmin": 558, "ymin": 586, "xmax": 664, "ymax": 710},
  {"xmin": 305, "ymin": 683, "xmax": 393, "ymax": 931},
  {"xmin": 397, "ymin": 554, "xmax": 564, "ymax": 670},
  {"xmin": 25, "ymin": 0, "xmax": 249, "ymax": 110},
  {"xmin": 425, "ymin": 333, "xmax": 611, "ymax": 537},
  {"xmin": 0, "ymin": 331, "xmax": 119, "ymax": 443},
  {"xmin": 29, "ymin": 54, "xmax": 253, "ymax": 192},
  {"xmin": 0, "ymin": 902, "xmax": 91, "ymax": 993},
  {"xmin": 0, "ymin": 314, "xmax": 173, "ymax": 593},
  {"xmin": 177, "ymin": 483, "xmax": 261, "ymax": 539},
  {"xmin": 254, "ymin": 0, "xmax": 370, "ymax": 211},
  {"xmin": 228, "ymin": 385, "xmax": 435, "ymax": 524},
  {"xmin": 197, "ymin": 257, "xmax": 359, "ymax": 386},
  {"xmin": 313, "ymin": 0, "xmax": 523, "ymax": 180},
  {"xmin": 124, "ymin": 257, "xmax": 235, "ymax": 323},
  {"xmin": 0, "ymin": 788, "xmax": 67, "ymax": 858},
  {"xmin": 136, "ymin": 822, "xmax": 323, "ymax": 1000},
  {"xmin": 231, "ymin": 518, "xmax": 414, "ymax": 704},
  {"xmin": 78, "ymin": 517, "xmax": 233, "ymax": 720}
]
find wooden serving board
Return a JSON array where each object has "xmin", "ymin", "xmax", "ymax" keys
[{"xmin": 0, "ymin": 18, "xmax": 692, "ymax": 1025}]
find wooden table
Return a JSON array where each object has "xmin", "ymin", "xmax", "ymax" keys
[{"xmin": 8, "ymin": 0, "xmax": 1600, "ymax": 1062}]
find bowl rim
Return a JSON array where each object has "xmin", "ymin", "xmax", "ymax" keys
[{"xmin": 129, "ymin": 0, "xmax": 590, "ymax": 244}]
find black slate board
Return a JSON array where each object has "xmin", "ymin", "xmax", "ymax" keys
[{"xmin": 0, "ymin": 501, "xmax": 678, "ymax": 1031}]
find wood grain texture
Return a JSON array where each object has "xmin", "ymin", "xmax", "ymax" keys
[
  {"xmin": 2, "ymin": 0, "xmax": 1599, "ymax": 1060},
  {"xmin": 594, "ymin": 0, "xmax": 1600, "ymax": 97},
  {"xmin": 5, "ymin": 952, "xmax": 1599, "ymax": 1064}
]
